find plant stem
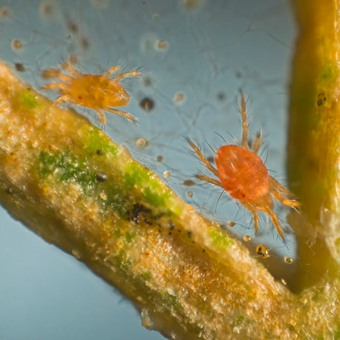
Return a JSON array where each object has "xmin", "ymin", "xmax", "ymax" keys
[{"xmin": 288, "ymin": 0, "xmax": 340, "ymax": 291}]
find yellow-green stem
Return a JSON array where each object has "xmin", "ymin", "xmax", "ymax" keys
[{"xmin": 288, "ymin": 0, "xmax": 340, "ymax": 291}]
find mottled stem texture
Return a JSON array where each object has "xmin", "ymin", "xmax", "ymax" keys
[
  {"xmin": 288, "ymin": 0, "xmax": 340, "ymax": 292},
  {"xmin": 0, "ymin": 1, "xmax": 340, "ymax": 337}
]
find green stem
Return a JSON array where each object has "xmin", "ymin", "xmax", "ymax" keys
[{"xmin": 288, "ymin": 0, "xmax": 340, "ymax": 291}]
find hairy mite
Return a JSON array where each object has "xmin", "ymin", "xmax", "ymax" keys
[
  {"xmin": 187, "ymin": 94, "xmax": 299, "ymax": 239},
  {"xmin": 41, "ymin": 61, "xmax": 141, "ymax": 124}
]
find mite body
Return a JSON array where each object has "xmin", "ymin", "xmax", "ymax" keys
[
  {"xmin": 41, "ymin": 62, "xmax": 140, "ymax": 124},
  {"xmin": 187, "ymin": 94, "xmax": 299, "ymax": 238}
]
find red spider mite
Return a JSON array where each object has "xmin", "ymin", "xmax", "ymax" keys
[
  {"xmin": 187, "ymin": 94, "xmax": 300, "ymax": 239},
  {"xmin": 41, "ymin": 61, "xmax": 141, "ymax": 124}
]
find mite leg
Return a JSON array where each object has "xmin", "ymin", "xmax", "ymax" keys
[
  {"xmin": 240, "ymin": 93, "xmax": 250, "ymax": 150},
  {"xmin": 94, "ymin": 108, "xmax": 107, "ymax": 125},
  {"xmin": 261, "ymin": 205, "xmax": 284, "ymax": 239},
  {"xmin": 269, "ymin": 176, "xmax": 300, "ymax": 208},
  {"xmin": 61, "ymin": 61, "xmax": 81, "ymax": 77},
  {"xmin": 41, "ymin": 82, "xmax": 69, "ymax": 91},
  {"xmin": 195, "ymin": 174, "xmax": 223, "ymax": 188},
  {"xmin": 106, "ymin": 107, "xmax": 137, "ymax": 123},
  {"xmin": 53, "ymin": 95, "xmax": 73, "ymax": 107},
  {"xmin": 241, "ymin": 201, "xmax": 259, "ymax": 234},
  {"xmin": 252, "ymin": 129, "xmax": 262, "ymax": 154},
  {"xmin": 269, "ymin": 176, "xmax": 296, "ymax": 197},
  {"xmin": 114, "ymin": 71, "xmax": 141, "ymax": 83},
  {"xmin": 41, "ymin": 69, "xmax": 73, "ymax": 82},
  {"xmin": 104, "ymin": 65, "xmax": 120, "ymax": 77},
  {"xmin": 271, "ymin": 190, "xmax": 300, "ymax": 209},
  {"xmin": 186, "ymin": 138, "xmax": 219, "ymax": 177}
]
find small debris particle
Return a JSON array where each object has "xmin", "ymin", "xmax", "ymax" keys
[
  {"xmin": 317, "ymin": 92, "xmax": 327, "ymax": 106},
  {"xmin": 0, "ymin": 6, "xmax": 11, "ymax": 20},
  {"xmin": 143, "ymin": 76, "xmax": 152, "ymax": 87},
  {"xmin": 227, "ymin": 221, "xmax": 235, "ymax": 227},
  {"xmin": 5, "ymin": 187, "xmax": 13, "ymax": 194},
  {"xmin": 179, "ymin": 0, "xmax": 205, "ymax": 13},
  {"xmin": 155, "ymin": 39, "xmax": 169, "ymax": 51},
  {"xmin": 186, "ymin": 191, "xmax": 193, "ymax": 198},
  {"xmin": 182, "ymin": 0, "xmax": 201, "ymax": 10},
  {"xmin": 79, "ymin": 36, "xmax": 90, "ymax": 50},
  {"xmin": 96, "ymin": 172, "xmax": 108, "ymax": 182},
  {"xmin": 11, "ymin": 39, "xmax": 24, "ymax": 51},
  {"xmin": 68, "ymin": 54, "xmax": 78, "ymax": 65},
  {"xmin": 256, "ymin": 244, "xmax": 270, "ymax": 258},
  {"xmin": 99, "ymin": 191, "xmax": 107, "ymax": 201},
  {"xmin": 284, "ymin": 256, "xmax": 294, "ymax": 264},
  {"xmin": 173, "ymin": 91, "xmax": 186, "ymax": 106},
  {"xmin": 168, "ymin": 220, "xmax": 175, "ymax": 230},
  {"xmin": 39, "ymin": 1, "xmax": 58, "ymax": 21},
  {"xmin": 72, "ymin": 249, "xmax": 81, "ymax": 259},
  {"xmin": 14, "ymin": 63, "xmax": 26, "ymax": 72},
  {"xmin": 163, "ymin": 171, "xmax": 171, "ymax": 178},
  {"xmin": 140, "ymin": 97, "xmax": 154, "ymax": 112},
  {"xmin": 136, "ymin": 138, "xmax": 148, "ymax": 148},
  {"xmin": 67, "ymin": 21, "xmax": 79, "ymax": 33},
  {"xmin": 156, "ymin": 155, "xmax": 163, "ymax": 162},
  {"xmin": 243, "ymin": 235, "xmax": 251, "ymax": 242},
  {"xmin": 183, "ymin": 179, "xmax": 195, "ymax": 186},
  {"xmin": 129, "ymin": 203, "xmax": 152, "ymax": 225},
  {"xmin": 40, "ymin": 1, "xmax": 53, "ymax": 15}
]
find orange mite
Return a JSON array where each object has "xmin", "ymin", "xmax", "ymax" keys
[
  {"xmin": 41, "ymin": 61, "xmax": 141, "ymax": 124},
  {"xmin": 187, "ymin": 94, "xmax": 299, "ymax": 239}
]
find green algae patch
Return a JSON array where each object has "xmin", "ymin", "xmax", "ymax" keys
[
  {"xmin": 161, "ymin": 291, "xmax": 183, "ymax": 311},
  {"xmin": 143, "ymin": 184, "xmax": 171, "ymax": 207},
  {"xmin": 84, "ymin": 126, "xmax": 119, "ymax": 157},
  {"xmin": 19, "ymin": 88, "xmax": 39, "ymax": 109},
  {"xmin": 334, "ymin": 324, "xmax": 340, "ymax": 339},
  {"xmin": 125, "ymin": 231, "xmax": 136, "ymax": 243},
  {"xmin": 124, "ymin": 162, "xmax": 170, "ymax": 206},
  {"xmin": 102, "ymin": 182, "xmax": 130, "ymax": 217},
  {"xmin": 138, "ymin": 271, "xmax": 152, "ymax": 282},
  {"xmin": 123, "ymin": 162, "xmax": 183, "ymax": 217},
  {"xmin": 209, "ymin": 228, "xmax": 233, "ymax": 249},
  {"xmin": 38, "ymin": 149, "xmax": 134, "ymax": 218},
  {"xmin": 38, "ymin": 151, "xmax": 97, "ymax": 193},
  {"xmin": 113, "ymin": 250, "xmax": 132, "ymax": 271},
  {"xmin": 236, "ymin": 315, "xmax": 245, "ymax": 324},
  {"xmin": 320, "ymin": 64, "xmax": 336, "ymax": 82},
  {"xmin": 123, "ymin": 162, "xmax": 152, "ymax": 187}
]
